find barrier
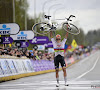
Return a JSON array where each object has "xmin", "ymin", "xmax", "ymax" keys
[{"xmin": 0, "ymin": 51, "xmax": 93, "ymax": 82}]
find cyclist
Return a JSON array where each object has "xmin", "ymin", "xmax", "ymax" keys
[{"xmin": 50, "ymin": 31, "xmax": 69, "ymax": 87}]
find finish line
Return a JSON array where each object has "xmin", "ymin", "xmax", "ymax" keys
[{"xmin": 0, "ymin": 80, "xmax": 100, "ymax": 90}]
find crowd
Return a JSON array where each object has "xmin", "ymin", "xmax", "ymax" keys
[
  {"xmin": 65, "ymin": 46, "xmax": 91, "ymax": 60},
  {"xmin": 0, "ymin": 45, "xmax": 91, "ymax": 61},
  {"xmin": 0, "ymin": 46, "xmax": 54, "ymax": 61}
]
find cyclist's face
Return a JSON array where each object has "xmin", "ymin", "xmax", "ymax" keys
[{"xmin": 56, "ymin": 37, "xmax": 61, "ymax": 42}]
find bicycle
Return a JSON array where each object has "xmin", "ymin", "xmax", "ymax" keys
[{"xmin": 32, "ymin": 15, "xmax": 80, "ymax": 35}]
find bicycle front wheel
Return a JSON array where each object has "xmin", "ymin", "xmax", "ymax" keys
[
  {"xmin": 62, "ymin": 23, "xmax": 80, "ymax": 35},
  {"xmin": 32, "ymin": 22, "xmax": 51, "ymax": 35}
]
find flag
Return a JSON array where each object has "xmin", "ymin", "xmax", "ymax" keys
[
  {"xmin": 8, "ymin": 44, "xmax": 12, "ymax": 47},
  {"xmin": 71, "ymin": 39, "xmax": 78, "ymax": 48}
]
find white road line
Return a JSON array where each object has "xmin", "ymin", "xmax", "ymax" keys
[
  {"xmin": 0, "ymin": 81, "xmax": 100, "ymax": 90},
  {"xmin": 73, "ymin": 56, "xmax": 100, "ymax": 81},
  {"xmin": 1, "ymin": 80, "xmax": 100, "ymax": 86}
]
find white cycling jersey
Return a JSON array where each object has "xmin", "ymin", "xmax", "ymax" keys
[{"xmin": 51, "ymin": 38, "xmax": 67, "ymax": 57}]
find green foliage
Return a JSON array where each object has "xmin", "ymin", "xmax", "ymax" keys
[
  {"xmin": 86, "ymin": 29, "xmax": 100, "ymax": 46},
  {"xmin": 0, "ymin": 0, "xmax": 13, "ymax": 23}
]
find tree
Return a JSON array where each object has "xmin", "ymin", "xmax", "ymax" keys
[
  {"xmin": 86, "ymin": 29, "xmax": 100, "ymax": 46},
  {"xmin": 0, "ymin": 0, "xmax": 13, "ymax": 23}
]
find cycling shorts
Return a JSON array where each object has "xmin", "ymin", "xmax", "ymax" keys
[{"xmin": 54, "ymin": 54, "xmax": 66, "ymax": 69}]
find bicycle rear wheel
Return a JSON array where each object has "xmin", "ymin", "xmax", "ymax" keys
[
  {"xmin": 62, "ymin": 23, "xmax": 80, "ymax": 35},
  {"xmin": 32, "ymin": 22, "xmax": 51, "ymax": 35}
]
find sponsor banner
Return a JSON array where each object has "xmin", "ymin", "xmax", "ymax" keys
[
  {"xmin": 0, "ymin": 23, "xmax": 19, "ymax": 35},
  {"xmin": 12, "ymin": 60, "xmax": 19, "ymax": 73},
  {"xmin": 45, "ymin": 41, "xmax": 53, "ymax": 48},
  {"xmin": 48, "ymin": 48, "xmax": 54, "ymax": 53},
  {"xmin": 0, "ymin": 59, "xmax": 11, "ymax": 75},
  {"xmin": 21, "ymin": 41, "xmax": 29, "ymax": 48},
  {"xmin": 29, "ymin": 36, "xmax": 49, "ymax": 44},
  {"xmin": 23, "ymin": 60, "xmax": 34, "ymax": 72},
  {"xmin": 2, "ymin": 37, "xmax": 13, "ymax": 44},
  {"xmin": 7, "ymin": 59, "xmax": 17, "ymax": 74},
  {"xmin": 16, "ymin": 60, "xmax": 26, "ymax": 73},
  {"xmin": 37, "ymin": 45, "xmax": 45, "ymax": 50},
  {"xmin": 10, "ymin": 31, "xmax": 34, "ymax": 40},
  {"xmin": 0, "ymin": 62, "xmax": 4, "ymax": 76}
]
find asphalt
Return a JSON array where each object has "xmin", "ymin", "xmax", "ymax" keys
[{"xmin": 0, "ymin": 50, "xmax": 100, "ymax": 90}]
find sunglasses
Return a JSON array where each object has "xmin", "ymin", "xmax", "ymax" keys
[{"xmin": 56, "ymin": 39, "xmax": 61, "ymax": 40}]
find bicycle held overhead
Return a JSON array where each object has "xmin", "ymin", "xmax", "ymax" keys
[{"xmin": 32, "ymin": 15, "xmax": 80, "ymax": 35}]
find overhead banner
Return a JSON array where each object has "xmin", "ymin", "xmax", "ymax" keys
[
  {"xmin": 0, "ymin": 23, "xmax": 19, "ymax": 35},
  {"xmin": 21, "ymin": 42, "xmax": 29, "ymax": 48},
  {"xmin": 2, "ymin": 37, "xmax": 13, "ymax": 44},
  {"xmin": 10, "ymin": 31, "xmax": 34, "ymax": 40},
  {"xmin": 29, "ymin": 36, "xmax": 49, "ymax": 44}
]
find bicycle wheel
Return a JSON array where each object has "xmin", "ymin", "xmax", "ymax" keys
[
  {"xmin": 32, "ymin": 22, "xmax": 51, "ymax": 35},
  {"xmin": 62, "ymin": 23, "xmax": 80, "ymax": 35}
]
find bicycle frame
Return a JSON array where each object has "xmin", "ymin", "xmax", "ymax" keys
[
  {"xmin": 43, "ymin": 15, "xmax": 75, "ymax": 32},
  {"xmin": 32, "ymin": 15, "xmax": 80, "ymax": 35},
  {"xmin": 44, "ymin": 15, "xmax": 57, "ymax": 31}
]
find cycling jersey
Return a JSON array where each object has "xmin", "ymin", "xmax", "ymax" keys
[{"xmin": 51, "ymin": 38, "xmax": 67, "ymax": 57}]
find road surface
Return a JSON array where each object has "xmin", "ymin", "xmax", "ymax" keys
[{"xmin": 0, "ymin": 50, "xmax": 100, "ymax": 90}]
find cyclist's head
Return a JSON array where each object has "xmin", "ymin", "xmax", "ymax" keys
[{"xmin": 56, "ymin": 34, "xmax": 61, "ymax": 41}]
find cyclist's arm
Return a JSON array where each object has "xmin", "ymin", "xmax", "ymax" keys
[
  {"xmin": 65, "ymin": 32, "xmax": 68, "ymax": 39},
  {"xmin": 50, "ymin": 31, "xmax": 53, "ymax": 38}
]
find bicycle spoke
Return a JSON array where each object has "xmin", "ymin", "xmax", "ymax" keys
[
  {"xmin": 63, "ymin": 23, "xmax": 80, "ymax": 35},
  {"xmin": 32, "ymin": 23, "xmax": 51, "ymax": 35}
]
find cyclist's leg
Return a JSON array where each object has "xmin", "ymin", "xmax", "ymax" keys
[
  {"xmin": 54, "ymin": 57, "xmax": 59, "ymax": 86},
  {"xmin": 60, "ymin": 56, "xmax": 68, "ymax": 86}
]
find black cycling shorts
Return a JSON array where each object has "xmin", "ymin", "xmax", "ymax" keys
[{"xmin": 54, "ymin": 55, "xmax": 66, "ymax": 69}]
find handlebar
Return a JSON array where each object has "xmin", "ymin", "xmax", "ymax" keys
[
  {"xmin": 67, "ymin": 15, "xmax": 76, "ymax": 21},
  {"xmin": 44, "ymin": 15, "xmax": 51, "ymax": 20}
]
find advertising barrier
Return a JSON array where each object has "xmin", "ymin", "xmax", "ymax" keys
[
  {"xmin": 0, "ymin": 63, "xmax": 4, "ymax": 77},
  {"xmin": 0, "ymin": 51, "xmax": 93, "ymax": 82},
  {"xmin": 0, "ymin": 59, "xmax": 12, "ymax": 76},
  {"xmin": 7, "ymin": 59, "xmax": 17, "ymax": 74},
  {"xmin": 0, "ymin": 59, "xmax": 35, "ymax": 78}
]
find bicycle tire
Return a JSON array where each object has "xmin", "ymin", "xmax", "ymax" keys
[
  {"xmin": 32, "ymin": 22, "xmax": 51, "ymax": 35},
  {"xmin": 62, "ymin": 23, "xmax": 80, "ymax": 35}
]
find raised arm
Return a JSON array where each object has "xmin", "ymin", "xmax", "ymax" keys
[
  {"xmin": 65, "ymin": 32, "xmax": 68, "ymax": 39},
  {"xmin": 50, "ymin": 31, "xmax": 53, "ymax": 38}
]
